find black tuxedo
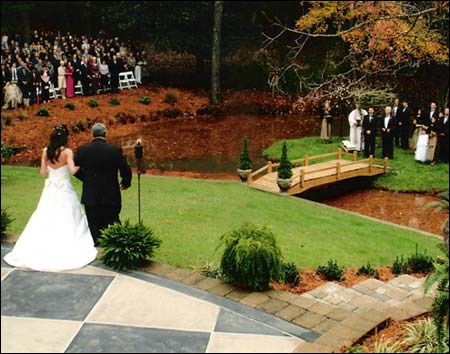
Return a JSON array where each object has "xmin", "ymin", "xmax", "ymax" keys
[
  {"xmin": 74, "ymin": 138, "xmax": 132, "ymax": 243},
  {"xmin": 2, "ymin": 69, "xmax": 12, "ymax": 86},
  {"xmin": 78, "ymin": 63, "xmax": 90, "ymax": 95},
  {"xmin": 109, "ymin": 60, "xmax": 123, "ymax": 92},
  {"xmin": 362, "ymin": 114, "xmax": 378, "ymax": 157},
  {"xmin": 397, "ymin": 106, "xmax": 412, "ymax": 149},
  {"xmin": 17, "ymin": 66, "xmax": 33, "ymax": 99},
  {"xmin": 380, "ymin": 115, "xmax": 396, "ymax": 159},
  {"xmin": 436, "ymin": 116, "xmax": 449, "ymax": 163}
]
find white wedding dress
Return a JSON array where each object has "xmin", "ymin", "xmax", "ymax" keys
[{"xmin": 4, "ymin": 165, "xmax": 97, "ymax": 271}]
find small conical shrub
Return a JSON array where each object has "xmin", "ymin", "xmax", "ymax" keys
[
  {"xmin": 277, "ymin": 142, "xmax": 292, "ymax": 179},
  {"xmin": 238, "ymin": 136, "xmax": 252, "ymax": 170}
]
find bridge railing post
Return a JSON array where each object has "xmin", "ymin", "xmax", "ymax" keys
[
  {"xmin": 336, "ymin": 162, "xmax": 341, "ymax": 180},
  {"xmin": 247, "ymin": 171, "xmax": 253, "ymax": 184},
  {"xmin": 300, "ymin": 169, "xmax": 305, "ymax": 187},
  {"xmin": 352, "ymin": 150, "xmax": 357, "ymax": 161},
  {"xmin": 338, "ymin": 148, "xmax": 342, "ymax": 160},
  {"xmin": 268, "ymin": 161, "xmax": 273, "ymax": 174},
  {"xmin": 384, "ymin": 157, "xmax": 388, "ymax": 173},
  {"xmin": 304, "ymin": 155, "xmax": 309, "ymax": 166},
  {"xmin": 368, "ymin": 155, "xmax": 373, "ymax": 173}
]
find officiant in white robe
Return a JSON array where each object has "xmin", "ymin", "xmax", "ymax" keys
[{"xmin": 348, "ymin": 107, "xmax": 367, "ymax": 151}]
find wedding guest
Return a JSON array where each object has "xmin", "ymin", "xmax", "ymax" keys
[
  {"xmin": 410, "ymin": 108, "xmax": 430, "ymax": 151},
  {"xmin": 65, "ymin": 61, "xmax": 75, "ymax": 98},
  {"xmin": 89, "ymin": 56, "xmax": 100, "ymax": 95},
  {"xmin": 99, "ymin": 59, "xmax": 109, "ymax": 92},
  {"xmin": 57, "ymin": 61, "xmax": 66, "ymax": 99},
  {"xmin": 381, "ymin": 106, "xmax": 396, "ymax": 159},
  {"xmin": 397, "ymin": 100, "xmax": 412, "ymax": 150},
  {"xmin": 320, "ymin": 99, "xmax": 333, "ymax": 144},
  {"xmin": 436, "ymin": 108, "xmax": 449, "ymax": 163},
  {"xmin": 40, "ymin": 67, "xmax": 51, "ymax": 103},
  {"xmin": 362, "ymin": 107, "xmax": 378, "ymax": 158}
]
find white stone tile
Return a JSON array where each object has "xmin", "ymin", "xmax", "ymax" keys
[
  {"xmin": 206, "ymin": 332, "xmax": 303, "ymax": 353},
  {"xmin": 1, "ymin": 268, "xmax": 13, "ymax": 281},
  {"xmin": 64, "ymin": 265, "xmax": 117, "ymax": 277},
  {"xmin": 1, "ymin": 316, "xmax": 82, "ymax": 353},
  {"xmin": 86, "ymin": 274, "xmax": 220, "ymax": 332}
]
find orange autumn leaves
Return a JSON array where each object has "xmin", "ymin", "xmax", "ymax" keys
[{"xmin": 296, "ymin": 1, "xmax": 448, "ymax": 66}]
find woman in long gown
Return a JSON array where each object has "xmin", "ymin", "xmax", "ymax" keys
[
  {"xmin": 320, "ymin": 100, "xmax": 333, "ymax": 144},
  {"xmin": 348, "ymin": 105, "xmax": 367, "ymax": 151},
  {"xmin": 40, "ymin": 67, "xmax": 51, "ymax": 103},
  {"xmin": 65, "ymin": 61, "xmax": 75, "ymax": 98},
  {"xmin": 415, "ymin": 127, "xmax": 429, "ymax": 163},
  {"xmin": 3, "ymin": 125, "xmax": 97, "ymax": 271},
  {"xmin": 57, "ymin": 61, "xmax": 66, "ymax": 99}
]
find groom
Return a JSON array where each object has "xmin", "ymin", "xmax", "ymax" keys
[{"xmin": 74, "ymin": 123, "xmax": 132, "ymax": 246}]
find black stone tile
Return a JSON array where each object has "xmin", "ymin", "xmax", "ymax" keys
[
  {"xmin": 1, "ymin": 270, "xmax": 113, "ymax": 320},
  {"xmin": 214, "ymin": 308, "xmax": 288, "ymax": 336},
  {"xmin": 65, "ymin": 323, "xmax": 210, "ymax": 353}
]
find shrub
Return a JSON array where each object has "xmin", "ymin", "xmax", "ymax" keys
[
  {"xmin": 139, "ymin": 96, "xmax": 151, "ymax": 105},
  {"xmin": 88, "ymin": 100, "xmax": 99, "ymax": 108},
  {"xmin": 425, "ymin": 243, "xmax": 449, "ymax": 352},
  {"xmin": 277, "ymin": 141, "xmax": 292, "ymax": 179},
  {"xmin": 162, "ymin": 108, "xmax": 182, "ymax": 118},
  {"xmin": 282, "ymin": 261, "xmax": 301, "ymax": 286},
  {"xmin": 17, "ymin": 109, "xmax": 28, "ymax": 120},
  {"xmin": 1, "ymin": 142, "xmax": 21, "ymax": 160},
  {"xmin": 407, "ymin": 244, "xmax": 434, "ymax": 274},
  {"xmin": 218, "ymin": 223, "xmax": 283, "ymax": 291},
  {"xmin": 2, "ymin": 114, "xmax": 12, "ymax": 126},
  {"xmin": 199, "ymin": 262, "xmax": 221, "ymax": 279},
  {"xmin": 164, "ymin": 91, "xmax": 178, "ymax": 105},
  {"xmin": 37, "ymin": 107, "xmax": 49, "ymax": 116},
  {"xmin": 238, "ymin": 136, "xmax": 252, "ymax": 170},
  {"xmin": 99, "ymin": 220, "xmax": 161, "ymax": 272},
  {"xmin": 65, "ymin": 103, "xmax": 75, "ymax": 110},
  {"xmin": 317, "ymin": 259, "xmax": 345, "ymax": 281},
  {"xmin": 1, "ymin": 208, "xmax": 14, "ymax": 238},
  {"xmin": 109, "ymin": 98, "xmax": 120, "ymax": 106},
  {"xmin": 357, "ymin": 262, "xmax": 380, "ymax": 278},
  {"xmin": 392, "ymin": 255, "xmax": 410, "ymax": 275}
]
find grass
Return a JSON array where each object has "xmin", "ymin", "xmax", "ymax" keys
[
  {"xmin": 1, "ymin": 165, "xmax": 442, "ymax": 271},
  {"xmin": 263, "ymin": 136, "xmax": 449, "ymax": 192}
]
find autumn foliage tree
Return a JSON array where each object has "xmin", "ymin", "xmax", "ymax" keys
[{"xmin": 260, "ymin": 1, "xmax": 449, "ymax": 109}]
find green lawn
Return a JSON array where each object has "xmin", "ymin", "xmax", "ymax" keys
[
  {"xmin": 263, "ymin": 136, "xmax": 449, "ymax": 192},
  {"xmin": 1, "ymin": 165, "xmax": 442, "ymax": 271}
]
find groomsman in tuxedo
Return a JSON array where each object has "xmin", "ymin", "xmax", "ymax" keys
[
  {"xmin": 436, "ymin": 108, "xmax": 449, "ymax": 163},
  {"xmin": 17, "ymin": 61, "xmax": 33, "ymax": 107},
  {"xmin": 428, "ymin": 102, "xmax": 440, "ymax": 122},
  {"xmin": 397, "ymin": 100, "xmax": 413, "ymax": 150},
  {"xmin": 362, "ymin": 107, "xmax": 378, "ymax": 158},
  {"xmin": 392, "ymin": 98, "xmax": 401, "ymax": 147},
  {"xmin": 381, "ymin": 106, "xmax": 397, "ymax": 159}
]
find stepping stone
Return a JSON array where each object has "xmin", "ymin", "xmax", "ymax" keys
[{"xmin": 305, "ymin": 283, "xmax": 346, "ymax": 300}]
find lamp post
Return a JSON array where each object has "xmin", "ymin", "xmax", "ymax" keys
[{"xmin": 134, "ymin": 139, "xmax": 143, "ymax": 225}]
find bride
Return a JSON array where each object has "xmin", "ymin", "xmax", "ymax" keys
[{"xmin": 3, "ymin": 125, "xmax": 97, "ymax": 271}]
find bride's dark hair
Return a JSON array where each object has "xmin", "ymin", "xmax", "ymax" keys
[{"xmin": 47, "ymin": 124, "xmax": 69, "ymax": 163}]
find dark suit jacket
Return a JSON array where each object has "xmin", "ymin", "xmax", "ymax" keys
[
  {"xmin": 380, "ymin": 116, "xmax": 397, "ymax": 137},
  {"xmin": 397, "ymin": 106, "xmax": 412, "ymax": 129},
  {"xmin": 362, "ymin": 115, "xmax": 378, "ymax": 135},
  {"xmin": 427, "ymin": 109, "xmax": 440, "ymax": 122},
  {"xmin": 74, "ymin": 138, "xmax": 132, "ymax": 207},
  {"xmin": 436, "ymin": 117, "xmax": 449, "ymax": 137}
]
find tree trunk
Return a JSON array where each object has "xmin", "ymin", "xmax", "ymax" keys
[
  {"xmin": 21, "ymin": 10, "xmax": 31, "ymax": 44},
  {"xmin": 210, "ymin": 1, "xmax": 223, "ymax": 105}
]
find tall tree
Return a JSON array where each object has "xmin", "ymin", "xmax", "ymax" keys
[{"xmin": 211, "ymin": 1, "xmax": 224, "ymax": 104}]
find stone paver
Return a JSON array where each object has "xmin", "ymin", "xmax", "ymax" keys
[
  {"xmin": 195, "ymin": 277, "xmax": 222, "ymax": 291},
  {"xmin": 309, "ymin": 301, "xmax": 336, "ymax": 316},
  {"xmin": 293, "ymin": 311, "xmax": 327, "ymax": 328},
  {"xmin": 326, "ymin": 307, "xmax": 353, "ymax": 322},
  {"xmin": 208, "ymin": 283, "xmax": 235, "ymax": 297},
  {"xmin": 240, "ymin": 292, "xmax": 270, "ymax": 308},
  {"xmin": 275, "ymin": 305, "xmax": 306, "ymax": 322},
  {"xmin": 225, "ymin": 289, "xmax": 252, "ymax": 302},
  {"xmin": 293, "ymin": 342, "xmax": 334, "ymax": 353},
  {"xmin": 290, "ymin": 295, "xmax": 318, "ymax": 309},
  {"xmin": 143, "ymin": 261, "xmax": 178, "ymax": 276},
  {"xmin": 256, "ymin": 298, "xmax": 289, "ymax": 314},
  {"xmin": 312, "ymin": 318, "xmax": 339, "ymax": 334},
  {"xmin": 181, "ymin": 272, "xmax": 207, "ymax": 286},
  {"xmin": 164, "ymin": 268, "xmax": 193, "ymax": 282}
]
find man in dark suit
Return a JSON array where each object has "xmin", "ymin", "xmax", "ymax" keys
[
  {"xmin": 427, "ymin": 102, "xmax": 440, "ymax": 122},
  {"xmin": 74, "ymin": 123, "xmax": 132, "ymax": 246},
  {"xmin": 392, "ymin": 98, "xmax": 401, "ymax": 147},
  {"xmin": 436, "ymin": 108, "xmax": 449, "ymax": 163},
  {"xmin": 397, "ymin": 100, "xmax": 413, "ymax": 150},
  {"xmin": 17, "ymin": 61, "xmax": 33, "ymax": 107},
  {"xmin": 109, "ymin": 54, "xmax": 122, "ymax": 93},
  {"xmin": 381, "ymin": 106, "xmax": 397, "ymax": 159},
  {"xmin": 78, "ymin": 57, "xmax": 91, "ymax": 96},
  {"xmin": 362, "ymin": 107, "xmax": 378, "ymax": 158}
]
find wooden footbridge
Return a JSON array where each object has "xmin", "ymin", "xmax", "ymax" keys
[{"xmin": 247, "ymin": 149, "xmax": 389, "ymax": 196}]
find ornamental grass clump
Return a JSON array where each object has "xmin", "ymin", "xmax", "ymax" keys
[
  {"xmin": 1, "ymin": 208, "xmax": 14, "ymax": 238},
  {"xmin": 99, "ymin": 220, "xmax": 161, "ymax": 272},
  {"xmin": 218, "ymin": 223, "xmax": 283, "ymax": 291}
]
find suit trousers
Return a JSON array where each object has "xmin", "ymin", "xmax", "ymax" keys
[
  {"xmin": 382, "ymin": 134, "xmax": 394, "ymax": 159},
  {"xmin": 364, "ymin": 134, "xmax": 376, "ymax": 157},
  {"xmin": 85, "ymin": 205, "xmax": 121, "ymax": 245}
]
